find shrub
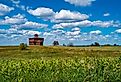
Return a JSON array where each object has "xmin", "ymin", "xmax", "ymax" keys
[
  {"xmin": 53, "ymin": 41, "xmax": 59, "ymax": 46},
  {"xmin": 19, "ymin": 43, "xmax": 27, "ymax": 50},
  {"xmin": 63, "ymin": 44, "xmax": 66, "ymax": 46},
  {"xmin": 90, "ymin": 42, "xmax": 100, "ymax": 46},
  {"xmin": 104, "ymin": 44, "xmax": 111, "ymax": 46},
  {"xmin": 114, "ymin": 44, "xmax": 117, "ymax": 46},
  {"xmin": 94, "ymin": 42, "xmax": 100, "ymax": 46}
]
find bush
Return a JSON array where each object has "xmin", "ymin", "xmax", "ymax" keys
[
  {"xmin": 19, "ymin": 43, "xmax": 27, "ymax": 50},
  {"xmin": 104, "ymin": 44, "xmax": 111, "ymax": 46},
  {"xmin": 63, "ymin": 44, "xmax": 66, "ymax": 46},
  {"xmin": 94, "ymin": 42, "xmax": 100, "ymax": 46},
  {"xmin": 90, "ymin": 42, "xmax": 100, "ymax": 46},
  {"xmin": 53, "ymin": 41, "xmax": 59, "ymax": 46}
]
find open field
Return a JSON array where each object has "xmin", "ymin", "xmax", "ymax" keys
[
  {"xmin": 0, "ymin": 46, "xmax": 121, "ymax": 82},
  {"xmin": 0, "ymin": 46, "xmax": 121, "ymax": 59}
]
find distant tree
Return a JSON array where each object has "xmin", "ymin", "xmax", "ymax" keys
[
  {"xmin": 104, "ymin": 44, "xmax": 111, "ymax": 46},
  {"xmin": 67, "ymin": 43, "xmax": 74, "ymax": 47},
  {"xmin": 90, "ymin": 43, "xmax": 94, "ymax": 46},
  {"xmin": 94, "ymin": 42, "xmax": 100, "ymax": 46},
  {"xmin": 53, "ymin": 41, "xmax": 59, "ymax": 46},
  {"xmin": 63, "ymin": 44, "xmax": 66, "ymax": 46},
  {"xmin": 114, "ymin": 44, "xmax": 117, "ymax": 46},
  {"xmin": 19, "ymin": 43, "xmax": 27, "ymax": 50}
]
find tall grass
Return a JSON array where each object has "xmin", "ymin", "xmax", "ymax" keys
[
  {"xmin": 0, "ymin": 57, "xmax": 120, "ymax": 82},
  {"xmin": 0, "ymin": 46, "xmax": 121, "ymax": 81}
]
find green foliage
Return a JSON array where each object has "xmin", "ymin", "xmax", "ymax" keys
[
  {"xmin": 53, "ymin": 41, "xmax": 59, "ymax": 46},
  {"xmin": 0, "ymin": 57, "xmax": 120, "ymax": 82},
  {"xmin": 19, "ymin": 43, "xmax": 27, "ymax": 50},
  {"xmin": 0, "ymin": 46, "xmax": 121, "ymax": 81},
  {"xmin": 94, "ymin": 42, "xmax": 100, "ymax": 46},
  {"xmin": 0, "ymin": 46, "xmax": 121, "ymax": 58},
  {"xmin": 91, "ymin": 42, "xmax": 100, "ymax": 46},
  {"xmin": 103, "ymin": 44, "xmax": 111, "ymax": 46}
]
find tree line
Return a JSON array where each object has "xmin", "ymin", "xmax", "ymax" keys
[
  {"xmin": 19, "ymin": 41, "xmax": 120, "ymax": 50},
  {"xmin": 53, "ymin": 41, "xmax": 120, "ymax": 47}
]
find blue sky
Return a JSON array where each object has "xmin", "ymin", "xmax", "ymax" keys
[{"xmin": 0, "ymin": 0, "xmax": 121, "ymax": 45}]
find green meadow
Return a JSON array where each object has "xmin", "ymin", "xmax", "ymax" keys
[{"xmin": 0, "ymin": 46, "xmax": 121, "ymax": 82}]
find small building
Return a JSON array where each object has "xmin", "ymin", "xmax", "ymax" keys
[{"xmin": 29, "ymin": 34, "xmax": 44, "ymax": 46}]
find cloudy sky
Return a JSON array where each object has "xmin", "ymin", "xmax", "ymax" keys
[{"xmin": 0, "ymin": 0, "xmax": 121, "ymax": 45}]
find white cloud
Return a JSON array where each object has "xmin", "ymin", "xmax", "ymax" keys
[
  {"xmin": 66, "ymin": 30, "xmax": 80, "ymax": 36},
  {"xmin": 115, "ymin": 29, "xmax": 121, "ymax": 33},
  {"xmin": 16, "ymin": 5, "xmax": 26, "ymax": 10},
  {"xmin": 12, "ymin": 21, "xmax": 48, "ymax": 30},
  {"xmin": 28, "ymin": 7, "xmax": 55, "ymax": 18},
  {"xmin": 52, "ymin": 24, "xmax": 64, "ymax": 29},
  {"xmin": 35, "ymin": 29, "xmax": 121, "ymax": 45},
  {"xmin": 43, "ymin": 32, "xmax": 54, "ymax": 36},
  {"xmin": 0, "ymin": 28, "xmax": 41, "ymax": 40},
  {"xmin": 52, "ymin": 20, "xmax": 91, "ymax": 28},
  {"xmin": 52, "ymin": 20, "xmax": 119, "ymax": 29},
  {"xmin": 65, "ymin": 0, "xmax": 95, "ymax": 6},
  {"xmin": 52, "ymin": 29, "xmax": 65, "ymax": 34},
  {"xmin": 92, "ymin": 20, "xmax": 114, "ymax": 27},
  {"xmin": 42, "ymin": 29, "xmax": 66, "ymax": 41},
  {"xmin": 90, "ymin": 30, "xmax": 102, "ymax": 35},
  {"xmin": 52, "ymin": 9, "xmax": 89, "ymax": 23},
  {"xmin": 0, "ymin": 14, "xmax": 27, "ymax": 25},
  {"xmin": 11, "ymin": 0, "xmax": 27, "ymax": 11},
  {"xmin": 72, "ymin": 27, "xmax": 80, "ymax": 31},
  {"xmin": 45, "ymin": 30, "xmax": 66, "ymax": 38},
  {"xmin": 72, "ymin": 31, "xmax": 81, "ymax": 35},
  {"xmin": 0, "ymin": 29, "xmax": 6, "ymax": 34},
  {"xmin": 103, "ymin": 13, "xmax": 110, "ymax": 17},
  {"xmin": 22, "ymin": 30, "xmax": 41, "ymax": 35},
  {"xmin": 0, "ymin": 28, "xmax": 23, "ymax": 35},
  {"xmin": 6, "ymin": 28, "xmax": 18, "ymax": 34},
  {"xmin": 0, "ymin": 31, "xmax": 37, "ymax": 44},
  {"xmin": 28, "ymin": 8, "xmax": 89, "ymax": 23},
  {"xmin": 20, "ymin": 21, "xmax": 48, "ymax": 29},
  {"xmin": 69, "ymin": 38, "xmax": 75, "ymax": 41},
  {"xmin": 73, "ymin": 35, "xmax": 81, "ymax": 38},
  {"xmin": 0, "ymin": 3, "xmax": 14, "ymax": 16},
  {"xmin": 105, "ymin": 35, "xmax": 111, "ymax": 38},
  {"xmin": 11, "ymin": 0, "xmax": 20, "ymax": 4}
]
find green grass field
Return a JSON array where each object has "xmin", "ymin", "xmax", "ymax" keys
[{"xmin": 0, "ymin": 46, "xmax": 121, "ymax": 82}]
